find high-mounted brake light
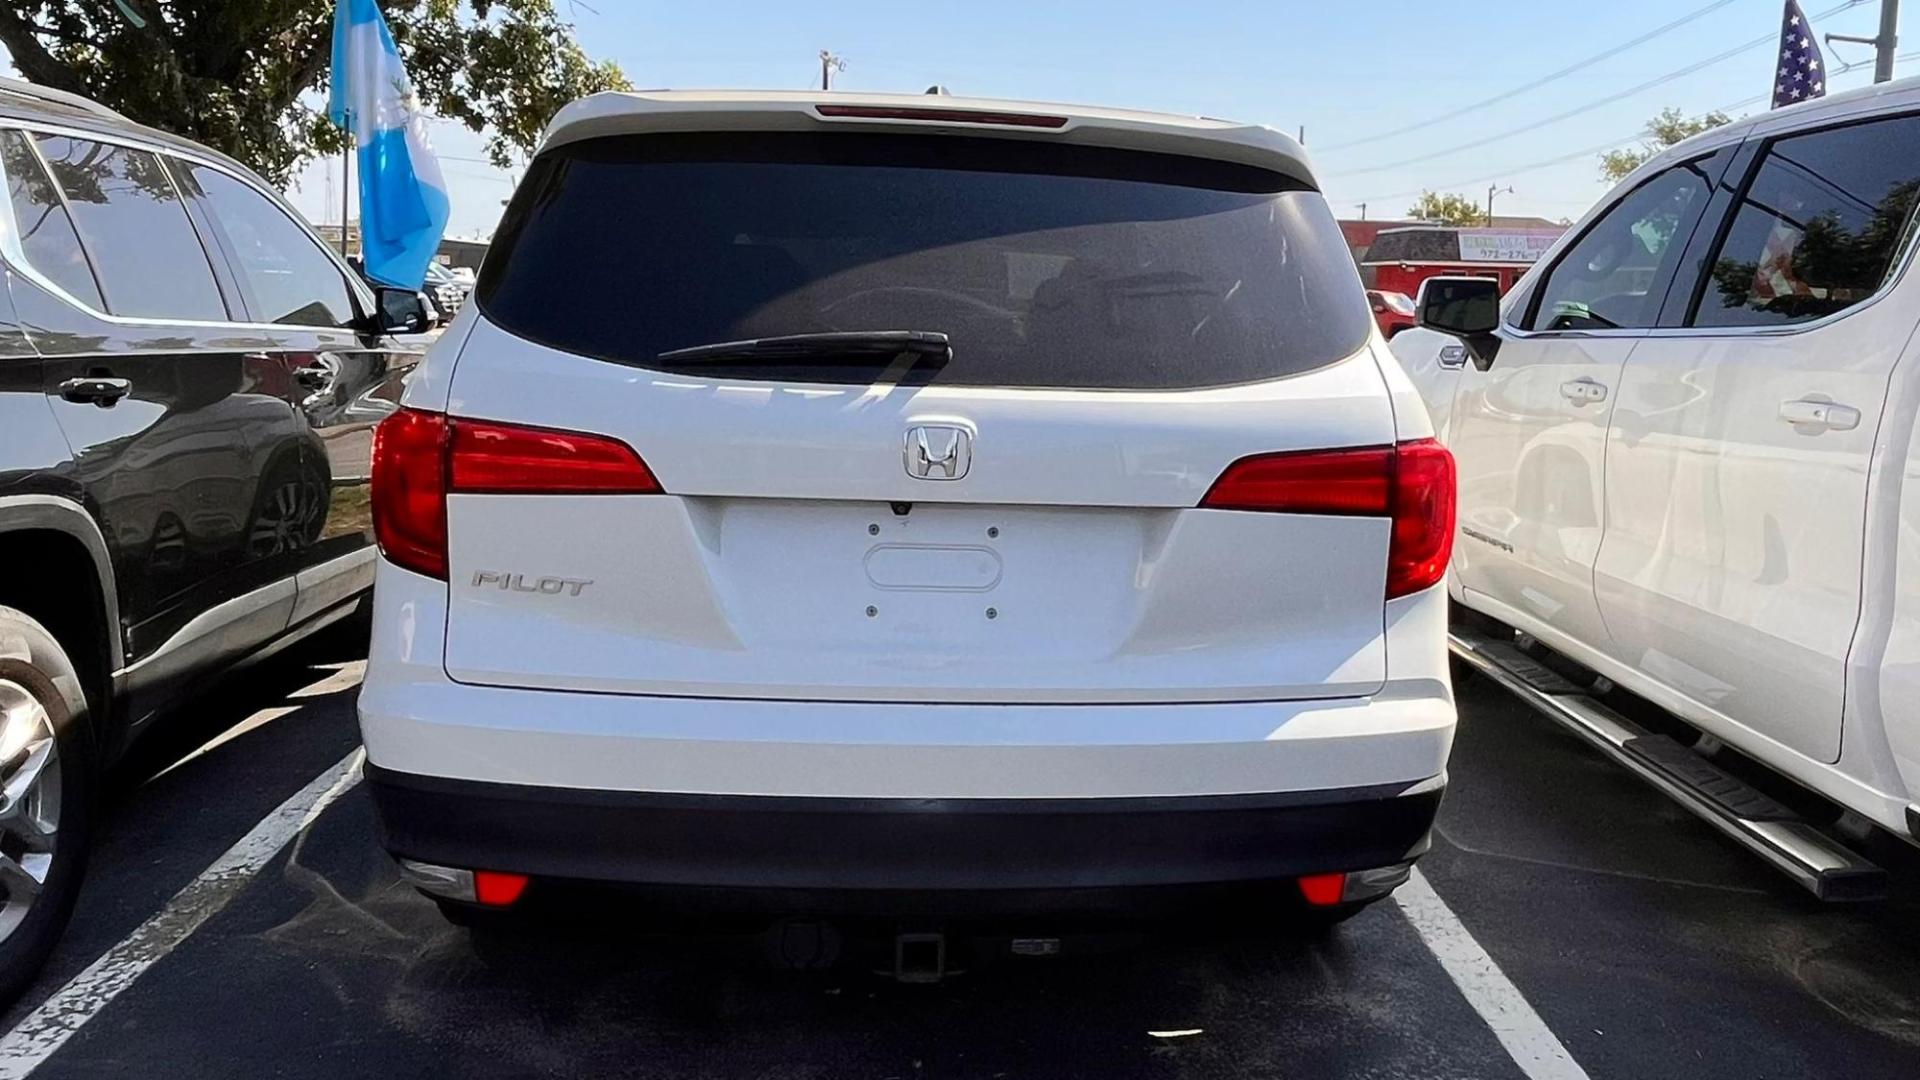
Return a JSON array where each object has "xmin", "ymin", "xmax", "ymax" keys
[
  {"xmin": 1200, "ymin": 439, "xmax": 1455, "ymax": 600},
  {"xmin": 815, "ymin": 103, "xmax": 1069, "ymax": 129},
  {"xmin": 371, "ymin": 408, "xmax": 661, "ymax": 580}
]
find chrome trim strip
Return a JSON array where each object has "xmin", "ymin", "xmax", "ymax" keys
[
  {"xmin": 118, "ymin": 547, "xmax": 376, "ymax": 685},
  {"xmin": 117, "ymin": 579, "xmax": 295, "ymax": 683},
  {"xmin": 1449, "ymin": 629, "xmax": 1886, "ymax": 901},
  {"xmin": 288, "ymin": 547, "xmax": 376, "ymax": 627},
  {"xmin": 0, "ymin": 117, "xmax": 378, "ymax": 331},
  {"xmin": 0, "ymin": 494, "xmax": 124, "ymax": 670}
]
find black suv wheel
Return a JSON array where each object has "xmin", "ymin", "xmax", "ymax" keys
[{"xmin": 0, "ymin": 606, "xmax": 96, "ymax": 1005}]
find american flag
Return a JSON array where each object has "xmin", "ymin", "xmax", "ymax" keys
[{"xmin": 1774, "ymin": 1, "xmax": 1828, "ymax": 109}]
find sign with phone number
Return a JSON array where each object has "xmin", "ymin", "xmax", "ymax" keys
[{"xmin": 1457, "ymin": 230, "xmax": 1562, "ymax": 263}]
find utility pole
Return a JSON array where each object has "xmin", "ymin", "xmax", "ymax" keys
[
  {"xmin": 819, "ymin": 50, "xmax": 847, "ymax": 90},
  {"xmin": 1828, "ymin": 0, "xmax": 1900, "ymax": 83},
  {"xmin": 1878, "ymin": 0, "xmax": 1900, "ymax": 82},
  {"xmin": 1486, "ymin": 184, "xmax": 1514, "ymax": 227},
  {"xmin": 1357, "ymin": 203, "xmax": 1368, "ymax": 221}
]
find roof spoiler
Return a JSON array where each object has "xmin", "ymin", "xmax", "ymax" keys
[{"xmin": 0, "ymin": 77, "xmax": 126, "ymax": 123}]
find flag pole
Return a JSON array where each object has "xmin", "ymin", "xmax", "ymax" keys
[{"xmin": 340, "ymin": 110, "xmax": 352, "ymax": 258}]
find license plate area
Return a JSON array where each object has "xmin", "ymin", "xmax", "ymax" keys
[
  {"xmin": 446, "ymin": 494, "xmax": 1388, "ymax": 702},
  {"xmin": 707, "ymin": 501, "xmax": 1150, "ymax": 657}
]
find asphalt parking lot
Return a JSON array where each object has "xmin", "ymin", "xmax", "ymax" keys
[{"xmin": 2, "ymin": 632, "xmax": 1918, "ymax": 1080}]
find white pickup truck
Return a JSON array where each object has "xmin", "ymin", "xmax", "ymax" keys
[{"xmin": 1396, "ymin": 75, "xmax": 1920, "ymax": 898}]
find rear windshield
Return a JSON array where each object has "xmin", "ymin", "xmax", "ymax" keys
[{"xmin": 478, "ymin": 133, "xmax": 1371, "ymax": 389}]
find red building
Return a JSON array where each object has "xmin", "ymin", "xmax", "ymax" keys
[{"xmin": 1352, "ymin": 222, "xmax": 1567, "ymax": 300}]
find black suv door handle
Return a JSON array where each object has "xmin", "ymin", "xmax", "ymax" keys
[{"xmin": 58, "ymin": 375, "xmax": 134, "ymax": 406}]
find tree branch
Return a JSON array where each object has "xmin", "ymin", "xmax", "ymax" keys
[
  {"xmin": 276, "ymin": 24, "xmax": 336, "ymax": 119},
  {"xmin": 0, "ymin": 7, "xmax": 90, "ymax": 94}
]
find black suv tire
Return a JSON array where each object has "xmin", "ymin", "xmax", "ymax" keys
[{"xmin": 0, "ymin": 606, "xmax": 97, "ymax": 1006}]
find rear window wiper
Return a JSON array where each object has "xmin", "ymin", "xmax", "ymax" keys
[{"xmin": 655, "ymin": 331, "xmax": 951, "ymax": 367}]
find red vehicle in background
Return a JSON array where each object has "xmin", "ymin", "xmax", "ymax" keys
[
  {"xmin": 1358, "ymin": 224, "xmax": 1566, "ymax": 317},
  {"xmin": 1366, "ymin": 289, "xmax": 1417, "ymax": 337}
]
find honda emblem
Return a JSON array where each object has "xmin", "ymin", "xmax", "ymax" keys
[{"xmin": 904, "ymin": 425, "xmax": 971, "ymax": 481}]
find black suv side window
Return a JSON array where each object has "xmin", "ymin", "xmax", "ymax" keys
[
  {"xmin": 32, "ymin": 134, "xmax": 228, "ymax": 322},
  {"xmin": 180, "ymin": 162, "xmax": 358, "ymax": 328},
  {"xmin": 1527, "ymin": 158, "xmax": 1718, "ymax": 331},
  {"xmin": 1691, "ymin": 115, "xmax": 1920, "ymax": 328},
  {"xmin": 0, "ymin": 129, "xmax": 105, "ymax": 310}
]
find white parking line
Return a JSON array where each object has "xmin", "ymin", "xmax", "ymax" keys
[
  {"xmin": 1394, "ymin": 868, "xmax": 1591, "ymax": 1080},
  {"xmin": 0, "ymin": 747, "xmax": 365, "ymax": 1078}
]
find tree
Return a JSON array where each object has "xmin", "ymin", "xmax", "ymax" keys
[
  {"xmin": 1709, "ymin": 178, "xmax": 1920, "ymax": 317},
  {"xmin": 1407, "ymin": 191, "xmax": 1485, "ymax": 227},
  {"xmin": 1598, "ymin": 107, "xmax": 1733, "ymax": 184},
  {"xmin": 0, "ymin": 1, "xmax": 630, "ymax": 187}
]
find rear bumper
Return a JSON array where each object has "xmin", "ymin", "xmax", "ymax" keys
[
  {"xmin": 359, "ymin": 560, "xmax": 1457, "ymax": 801},
  {"xmin": 368, "ymin": 764, "xmax": 1442, "ymax": 911}
]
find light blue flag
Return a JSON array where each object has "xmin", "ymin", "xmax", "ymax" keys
[{"xmin": 327, "ymin": 0, "xmax": 450, "ymax": 289}]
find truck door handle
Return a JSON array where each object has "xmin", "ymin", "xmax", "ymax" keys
[
  {"xmin": 1778, "ymin": 398, "xmax": 1861, "ymax": 432},
  {"xmin": 58, "ymin": 375, "xmax": 133, "ymax": 406},
  {"xmin": 1560, "ymin": 378, "xmax": 1608, "ymax": 405}
]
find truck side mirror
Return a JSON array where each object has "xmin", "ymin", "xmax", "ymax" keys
[
  {"xmin": 375, "ymin": 286, "xmax": 431, "ymax": 335},
  {"xmin": 1416, "ymin": 277, "xmax": 1503, "ymax": 369}
]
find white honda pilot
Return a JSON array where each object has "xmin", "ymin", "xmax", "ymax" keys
[{"xmin": 358, "ymin": 91, "xmax": 1457, "ymax": 933}]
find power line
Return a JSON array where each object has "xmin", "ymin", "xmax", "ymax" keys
[
  {"xmin": 1347, "ymin": 96, "xmax": 1767, "ymax": 207},
  {"xmin": 1328, "ymin": 0, "xmax": 1871, "ymax": 177},
  {"xmin": 1344, "ymin": 44, "xmax": 1917, "ymax": 210},
  {"xmin": 1317, "ymin": 0, "xmax": 1743, "ymax": 153}
]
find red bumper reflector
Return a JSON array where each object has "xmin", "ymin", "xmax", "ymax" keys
[
  {"xmin": 473, "ymin": 870, "xmax": 530, "ymax": 908},
  {"xmin": 1298, "ymin": 872, "xmax": 1347, "ymax": 907}
]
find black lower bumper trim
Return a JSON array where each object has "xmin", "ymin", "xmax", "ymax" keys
[{"xmin": 367, "ymin": 765, "xmax": 1442, "ymax": 902}]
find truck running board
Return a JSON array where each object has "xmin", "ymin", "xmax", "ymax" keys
[{"xmin": 1448, "ymin": 628, "xmax": 1887, "ymax": 902}]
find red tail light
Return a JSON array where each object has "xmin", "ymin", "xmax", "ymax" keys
[
  {"xmin": 371, "ymin": 409, "xmax": 451, "ymax": 580},
  {"xmin": 371, "ymin": 408, "xmax": 661, "ymax": 580},
  {"xmin": 449, "ymin": 418, "xmax": 660, "ymax": 495},
  {"xmin": 1385, "ymin": 440, "xmax": 1456, "ymax": 600},
  {"xmin": 1200, "ymin": 445, "xmax": 1394, "ymax": 516},
  {"xmin": 1200, "ymin": 439, "xmax": 1455, "ymax": 600}
]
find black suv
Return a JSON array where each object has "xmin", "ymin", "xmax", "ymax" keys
[{"xmin": 0, "ymin": 79, "xmax": 426, "ymax": 999}]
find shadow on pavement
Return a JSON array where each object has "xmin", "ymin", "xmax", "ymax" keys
[
  {"xmin": 104, "ymin": 611, "xmax": 369, "ymax": 794},
  {"xmin": 75, "ymin": 787, "xmax": 1526, "ymax": 1080}
]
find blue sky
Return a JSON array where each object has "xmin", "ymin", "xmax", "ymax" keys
[{"xmin": 10, "ymin": 2, "xmax": 1907, "ymax": 237}]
